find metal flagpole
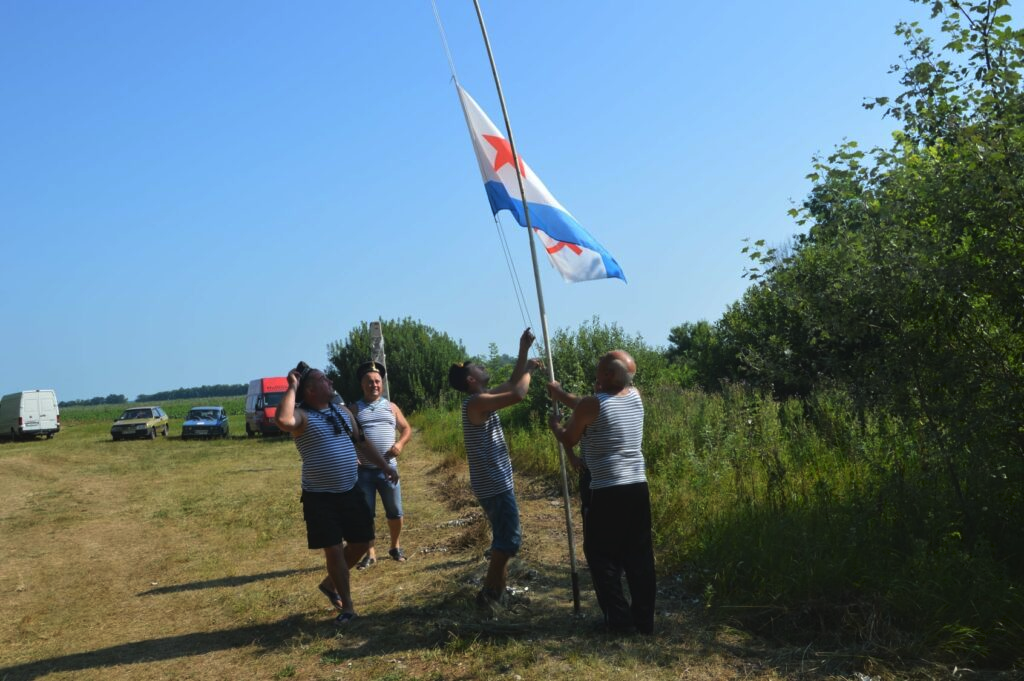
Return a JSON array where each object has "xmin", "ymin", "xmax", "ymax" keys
[{"xmin": 471, "ymin": 0, "xmax": 582, "ymax": 614}]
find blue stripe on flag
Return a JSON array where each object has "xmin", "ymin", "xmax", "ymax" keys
[{"xmin": 484, "ymin": 181, "xmax": 626, "ymax": 282}]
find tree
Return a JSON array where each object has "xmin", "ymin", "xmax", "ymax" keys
[
  {"xmin": 666, "ymin": 319, "xmax": 741, "ymax": 391},
  {"xmin": 731, "ymin": 0, "xmax": 1024, "ymax": 556},
  {"xmin": 544, "ymin": 316, "xmax": 673, "ymax": 398},
  {"xmin": 326, "ymin": 318, "xmax": 466, "ymax": 412}
]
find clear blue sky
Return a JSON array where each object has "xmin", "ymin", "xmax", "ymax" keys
[{"xmin": 1, "ymin": 1, "xmax": 934, "ymax": 402}]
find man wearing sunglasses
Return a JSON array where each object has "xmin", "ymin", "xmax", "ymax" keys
[{"xmin": 275, "ymin": 363, "xmax": 399, "ymax": 626}]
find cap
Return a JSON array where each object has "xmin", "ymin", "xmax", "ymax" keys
[{"xmin": 356, "ymin": 361, "xmax": 386, "ymax": 380}]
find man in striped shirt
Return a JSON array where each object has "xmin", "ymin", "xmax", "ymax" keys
[
  {"xmin": 448, "ymin": 328, "xmax": 543, "ymax": 611},
  {"xmin": 351, "ymin": 360, "xmax": 412, "ymax": 568},
  {"xmin": 548, "ymin": 350, "xmax": 656, "ymax": 635},
  {"xmin": 275, "ymin": 363, "xmax": 399, "ymax": 625}
]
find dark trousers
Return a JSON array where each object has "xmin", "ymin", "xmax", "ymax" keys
[
  {"xmin": 579, "ymin": 467, "xmax": 592, "ymax": 535},
  {"xmin": 583, "ymin": 481, "xmax": 656, "ymax": 634}
]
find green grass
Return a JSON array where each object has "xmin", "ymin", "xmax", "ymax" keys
[
  {"xmin": 13, "ymin": 412, "xmax": 796, "ymax": 680},
  {"xmin": 4, "ymin": 389, "xmax": 1020, "ymax": 678},
  {"xmin": 413, "ymin": 384, "xmax": 1024, "ymax": 667}
]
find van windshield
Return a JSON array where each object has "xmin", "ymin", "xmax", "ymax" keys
[{"xmin": 264, "ymin": 392, "xmax": 285, "ymax": 408}]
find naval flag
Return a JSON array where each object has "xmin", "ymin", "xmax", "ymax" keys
[{"xmin": 456, "ymin": 85, "xmax": 626, "ymax": 283}]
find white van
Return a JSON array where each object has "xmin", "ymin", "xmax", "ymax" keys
[{"xmin": 0, "ymin": 389, "xmax": 61, "ymax": 439}]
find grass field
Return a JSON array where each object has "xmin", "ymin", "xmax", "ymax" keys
[{"xmin": 0, "ymin": 402, "xmax": 980, "ymax": 680}]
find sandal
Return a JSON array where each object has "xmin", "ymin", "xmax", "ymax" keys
[
  {"xmin": 355, "ymin": 555, "xmax": 376, "ymax": 570},
  {"xmin": 334, "ymin": 611, "xmax": 357, "ymax": 626},
  {"xmin": 318, "ymin": 582, "xmax": 343, "ymax": 611},
  {"xmin": 388, "ymin": 547, "xmax": 407, "ymax": 562}
]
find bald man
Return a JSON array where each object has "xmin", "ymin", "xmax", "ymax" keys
[{"xmin": 548, "ymin": 350, "xmax": 655, "ymax": 635}]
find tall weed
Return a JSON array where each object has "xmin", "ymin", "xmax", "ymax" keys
[{"xmin": 412, "ymin": 382, "xmax": 1024, "ymax": 664}]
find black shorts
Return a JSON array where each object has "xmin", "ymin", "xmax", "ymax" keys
[{"xmin": 301, "ymin": 488, "xmax": 374, "ymax": 549}]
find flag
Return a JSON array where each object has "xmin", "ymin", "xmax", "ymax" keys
[{"xmin": 456, "ymin": 85, "xmax": 626, "ymax": 283}]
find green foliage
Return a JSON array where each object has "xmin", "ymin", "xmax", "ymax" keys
[
  {"xmin": 719, "ymin": 0, "xmax": 1024, "ymax": 576},
  {"xmin": 666, "ymin": 320, "xmax": 741, "ymax": 390},
  {"xmin": 326, "ymin": 317, "xmax": 466, "ymax": 412},
  {"xmin": 407, "ymin": 306, "xmax": 1024, "ymax": 664},
  {"xmin": 544, "ymin": 316, "xmax": 674, "ymax": 396},
  {"xmin": 417, "ymin": 377, "xmax": 1024, "ymax": 663},
  {"xmin": 409, "ymin": 405, "xmax": 464, "ymax": 469},
  {"xmin": 641, "ymin": 0, "xmax": 1024, "ymax": 662}
]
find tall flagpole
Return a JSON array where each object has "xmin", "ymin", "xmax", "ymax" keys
[{"xmin": 471, "ymin": 0, "xmax": 581, "ymax": 614}]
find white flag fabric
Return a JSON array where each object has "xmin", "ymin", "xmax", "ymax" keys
[{"xmin": 456, "ymin": 85, "xmax": 626, "ymax": 283}]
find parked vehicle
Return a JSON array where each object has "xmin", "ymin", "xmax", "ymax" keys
[
  {"xmin": 0, "ymin": 389, "xmax": 60, "ymax": 439},
  {"xmin": 245, "ymin": 377, "xmax": 288, "ymax": 437},
  {"xmin": 111, "ymin": 406, "xmax": 169, "ymax": 441},
  {"xmin": 181, "ymin": 406, "xmax": 229, "ymax": 440}
]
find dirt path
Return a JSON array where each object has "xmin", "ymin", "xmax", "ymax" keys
[{"xmin": 324, "ymin": 429, "xmax": 763, "ymax": 679}]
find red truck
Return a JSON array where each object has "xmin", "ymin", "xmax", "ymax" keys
[{"xmin": 245, "ymin": 377, "xmax": 289, "ymax": 437}]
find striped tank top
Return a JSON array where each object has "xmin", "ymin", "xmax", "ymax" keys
[
  {"xmin": 461, "ymin": 397, "xmax": 514, "ymax": 499},
  {"xmin": 580, "ymin": 388, "xmax": 646, "ymax": 489},
  {"xmin": 354, "ymin": 398, "xmax": 397, "ymax": 469},
  {"xmin": 295, "ymin": 405, "xmax": 359, "ymax": 493}
]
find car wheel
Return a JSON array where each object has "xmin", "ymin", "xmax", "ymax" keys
[
  {"xmin": 162, "ymin": 425, "xmax": 168, "ymax": 437},
  {"xmin": 148, "ymin": 427, "xmax": 156, "ymax": 440},
  {"xmin": 246, "ymin": 425, "xmax": 253, "ymax": 438},
  {"xmin": 112, "ymin": 434, "xmax": 120, "ymax": 441}
]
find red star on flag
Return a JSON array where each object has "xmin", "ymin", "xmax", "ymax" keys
[{"xmin": 483, "ymin": 134, "xmax": 526, "ymax": 177}]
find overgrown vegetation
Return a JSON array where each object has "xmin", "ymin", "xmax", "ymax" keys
[{"xmin": 411, "ymin": 2, "xmax": 1024, "ymax": 665}]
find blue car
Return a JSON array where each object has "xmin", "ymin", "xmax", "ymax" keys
[{"xmin": 181, "ymin": 406, "xmax": 230, "ymax": 440}]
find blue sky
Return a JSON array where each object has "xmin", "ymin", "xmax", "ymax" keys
[{"xmin": 1, "ymin": 1, "xmax": 934, "ymax": 402}]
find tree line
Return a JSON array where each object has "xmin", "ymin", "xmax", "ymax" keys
[
  {"xmin": 136, "ymin": 384, "xmax": 248, "ymax": 402},
  {"xmin": 62, "ymin": 384, "xmax": 250, "ymax": 407},
  {"xmin": 59, "ymin": 394, "xmax": 128, "ymax": 408}
]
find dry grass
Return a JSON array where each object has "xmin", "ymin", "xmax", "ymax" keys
[{"xmin": 0, "ymin": 416, "xmax": 986, "ymax": 680}]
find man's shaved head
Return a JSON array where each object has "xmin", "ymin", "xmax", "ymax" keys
[{"xmin": 598, "ymin": 350, "xmax": 636, "ymax": 391}]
